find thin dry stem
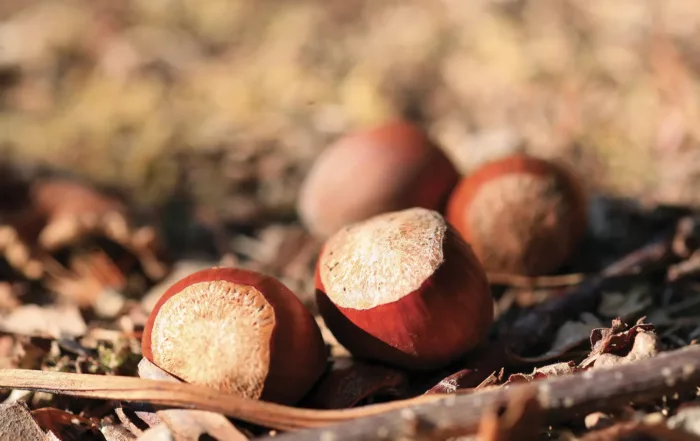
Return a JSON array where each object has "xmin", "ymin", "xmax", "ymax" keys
[
  {"xmin": 0, "ymin": 344, "xmax": 699, "ymax": 438},
  {"xmin": 486, "ymin": 271, "xmax": 585, "ymax": 288},
  {"xmin": 0, "ymin": 368, "xmax": 444, "ymax": 431}
]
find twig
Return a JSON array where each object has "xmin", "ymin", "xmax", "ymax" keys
[
  {"xmin": 457, "ymin": 224, "xmax": 680, "ymax": 394},
  {"xmin": 0, "ymin": 368, "xmax": 443, "ymax": 431},
  {"xmin": 265, "ymin": 344, "xmax": 700, "ymax": 440},
  {"xmin": 418, "ymin": 229, "xmax": 678, "ymax": 393},
  {"xmin": 0, "ymin": 345, "xmax": 699, "ymax": 437},
  {"xmin": 668, "ymin": 250, "xmax": 700, "ymax": 282},
  {"xmin": 505, "ymin": 234, "xmax": 673, "ymax": 354},
  {"xmin": 486, "ymin": 271, "xmax": 585, "ymax": 288},
  {"xmin": 579, "ymin": 418, "xmax": 700, "ymax": 441}
]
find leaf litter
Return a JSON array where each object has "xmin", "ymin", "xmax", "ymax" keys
[{"xmin": 2, "ymin": 2, "xmax": 700, "ymax": 440}]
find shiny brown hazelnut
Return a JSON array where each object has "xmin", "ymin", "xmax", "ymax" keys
[
  {"xmin": 446, "ymin": 154, "xmax": 587, "ymax": 275},
  {"xmin": 298, "ymin": 121, "xmax": 459, "ymax": 239},
  {"xmin": 143, "ymin": 267, "xmax": 328, "ymax": 405},
  {"xmin": 315, "ymin": 208, "xmax": 493, "ymax": 370}
]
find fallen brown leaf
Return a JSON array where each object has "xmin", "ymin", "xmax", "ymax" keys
[
  {"xmin": 505, "ymin": 362, "xmax": 582, "ymax": 385},
  {"xmin": 669, "ymin": 403, "xmax": 700, "ymax": 435},
  {"xmin": 522, "ymin": 312, "xmax": 603, "ymax": 363},
  {"xmin": 136, "ymin": 424, "xmax": 174, "ymax": 441},
  {"xmin": 114, "ymin": 404, "xmax": 160, "ymax": 437},
  {"xmin": 31, "ymin": 407, "xmax": 99, "ymax": 441},
  {"xmin": 0, "ymin": 304, "xmax": 87, "ymax": 339},
  {"xmin": 303, "ymin": 357, "xmax": 407, "ymax": 409},
  {"xmin": 598, "ymin": 286, "xmax": 653, "ymax": 320},
  {"xmin": 45, "ymin": 249, "xmax": 127, "ymax": 310},
  {"xmin": 593, "ymin": 330, "xmax": 662, "ymax": 369},
  {"xmin": 0, "ymin": 283, "xmax": 21, "ymax": 313},
  {"xmin": 101, "ymin": 424, "xmax": 137, "ymax": 441},
  {"xmin": 580, "ymin": 318, "xmax": 659, "ymax": 368},
  {"xmin": 138, "ymin": 358, "xmax": 248, "ymax": 440},
  {"xmin": 425, "ymin": 369, "xmax": 479, "ymax": 395}
]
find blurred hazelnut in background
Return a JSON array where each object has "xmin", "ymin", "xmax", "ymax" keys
[
  {"xmin": 446, "ymin": 154, "xmax": 587, "ymax": 276},
  {"xmin": 298, "ymin": 120, "xmax": 459, "ymax": 239}
]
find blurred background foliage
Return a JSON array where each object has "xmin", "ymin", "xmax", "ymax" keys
[{"xmin": 1, "ymin": 0, "xmax": 700, "ymax": 221}]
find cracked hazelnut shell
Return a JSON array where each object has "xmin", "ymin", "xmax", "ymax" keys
[
  {"xmin": 315, "ymin": 208, "xmax": 493, "ymax": 370},
  {"xmin": 298, "ymin": 121, "xmax": 460, "ymax": 239},
  {"xmin": 446, "ymin": 155, "xmax": 587, "ymax": 276},
  {"xmin": 142, "ymin": 267, "xmax": 328, "ymax": 405}
]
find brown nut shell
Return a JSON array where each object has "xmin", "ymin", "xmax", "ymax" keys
[
  {"xmin": 298, "ymin": 121, "xmax": 459, "ymax": 239},
  {"xmin": 446, "ymin": 155, "xmax": 587, "ymax": 276},
  {"xmin": 143, "ymin": 267, "xmax": 328, "ymax": 405},
  {"xmin": 315, "ymin": 208, "xmax": 493, "ymax": 370}
]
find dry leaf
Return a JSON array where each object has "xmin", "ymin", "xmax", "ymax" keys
[
  {"xmin": 524, "ymin": 312, "xmax": 603, "ymax": 362},
  {"xmin": 425, "ymin": 368, "xmax": 503, "ymax": 395},
  {"xmin": 0, "ymin": 336, "xmax": 16, "ymax": 369},
  {"xmin": 136, "ymin": 424, "xmax": 174, "ymax": 441},
  {"xmin": 425, "ymin": 369, "xmax": 478, "ymax": 395},
  {"xmin": 26, "ymin": 179, "xmax": 169, "ymax": 282},
  {"xmin": 101, "ymin": 424, "xmax": 138, "ymax": 441},
  {"xmin": 0, "ymin": 225, "xmax": 43, "ymax": 280},
  {"xmin": 505, "ymin": 362, "xmax": 582, "ymax": 385},
  {"xmin": 31, "ymin": 407, "xmax": 98, "ymax": 441},
  {"xmin": 0, "ymin": 304, "xmax": 87, "ymax": 339},
  {"xmin": 593, "ymin": 330, "xmax": 661, "ymax": 369},
  {"xmin": 550, "ymin": 313, "xmax": 604, "ymax": 352},
  {"xmin": 598, "ymin": 286, "xmax": 653, "ymax": 319},
  {"xmin": 315, "ymin": 316, "xmax": 350, "ymax": 358},
  {"xmin": 584, "ymin": 412, "xmax": 614, "ymax": 430},
  {"xmin": 304, "ymin": 357, "xmax": 407, "ymax": 409},
  {"xmin": 45, "ymin": 432, "xmax": 61, "ymax": 441},
  {"xmin": 13, "ymin": 336, "xmax": 53, "ymax": 371},
  {"xmin": 0, "ymin": 401, "xmax": 46, "ymax": 441},
  {"xmin": 580, "ymin": 318, "xmax": 660, "ymax": 369},
  {"xmin": 669, "ymin": 405, "xmax": 700, "ymax": 436},
  {"xmin": 138, "ymin": 359, "xmax": 248, "ymax": 440},
  {"xmin": 30, "ymin": 179, "xmax": 126, "ymax": 222},
  {"xmin": 156, "ymin": 410, "xmax": 248, "ymax": 441},
  {"xmin": 2, "ymin": 389, "xmax": 32, "ymax": 406},
  {"xmin": 114, "ymin": 404, "xmax": 160, "ymax": 437},
  {"xmin": 0, "ymin": 283, "xmax": 21, "ymax": 313},
  {"xmin": 45, "ymin": 249, "xmax": 127, "ymax": 310}
]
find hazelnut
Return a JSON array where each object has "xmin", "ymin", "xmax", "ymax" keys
[
  {"xmin": 446, "ymin": 155, "xmax": 587, "ymax": 276},
  {"xmin": 142, "ymin": 267, "xmax": 328, "ymax": 405},
  {"xmin": 315, "ymin": 208, "xmax": 493, "ymax": 370},
  {"xmin": 298, "ymin": 121, "xmax": 459, "ymax": 239}
]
